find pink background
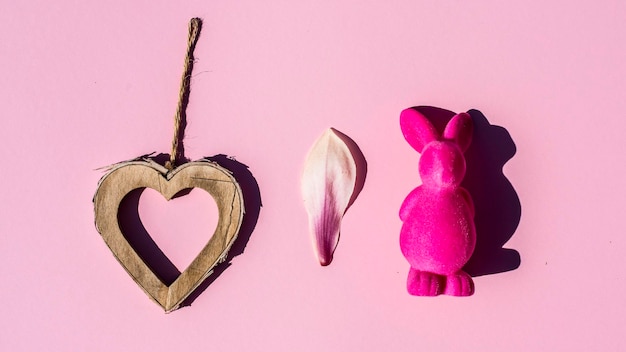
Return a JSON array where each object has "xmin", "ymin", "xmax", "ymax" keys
[{"xmin": 1, "ymin": 1, "xmax": 625, "ymax": 350}]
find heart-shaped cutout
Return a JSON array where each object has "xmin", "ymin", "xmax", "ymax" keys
[
  {"xmin": 138, "ymin": 188, "xmax": 219, "ymax": 271},
  {"xmin": 94, "ymin": 159, "xmax": 244, "ymax": 312}
]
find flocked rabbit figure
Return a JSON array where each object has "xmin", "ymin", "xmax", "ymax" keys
[{"xmin": 399, "ymin": 108, "xmax": 476, "ymax": 296}]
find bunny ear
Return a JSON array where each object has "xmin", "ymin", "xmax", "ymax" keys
[
  {"xmin": 400, "ymin": 108, "xmax": 439, "ymax": 152},
  {"xmin": 443, "ymin": 112, "xmax": 473, "ymax": 152}
]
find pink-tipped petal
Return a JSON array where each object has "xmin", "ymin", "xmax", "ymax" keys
[{"xmin": 301, "ymin": 128, "xmax": 358, "ymax": 266}]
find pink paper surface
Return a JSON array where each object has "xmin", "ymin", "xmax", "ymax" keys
[{"xmin": 1, "ymin": 1, "xmax": 625, "ymax": 351}]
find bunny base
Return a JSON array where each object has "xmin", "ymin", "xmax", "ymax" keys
[{"xmin": 407, "ymin": 268, "xmax": 474, "ymax": 296}]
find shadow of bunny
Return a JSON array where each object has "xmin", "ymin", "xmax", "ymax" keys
[
  {"xmin": 115, "ymin": 153, "xmax": 261, "ymax": 308},
  {"xmin": 413, "ymin": 106, "xmax": 521, "ymax": 277}
]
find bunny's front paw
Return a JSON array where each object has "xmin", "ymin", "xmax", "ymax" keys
[{"xmin": 407, "ymin": 268, "xmax": 445, "ymax": 296}]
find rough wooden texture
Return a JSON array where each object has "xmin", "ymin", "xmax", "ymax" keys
[{"xmin": 93, "ymin": 159, "xmax": 244, "ymax": 313}]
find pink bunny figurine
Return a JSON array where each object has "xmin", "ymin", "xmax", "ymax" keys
[{"xmin": 399, "ymin": 108, "xmax": 476, "ymax": 296}]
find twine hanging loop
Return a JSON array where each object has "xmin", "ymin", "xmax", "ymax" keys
[{"xmin": 166, "ymin": 17, "xmax": 203, "ymax": 170}]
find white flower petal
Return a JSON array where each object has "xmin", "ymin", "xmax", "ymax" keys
[{"xmin": 301, "ymin": 128, "xmax": 358, "ymax": 266}]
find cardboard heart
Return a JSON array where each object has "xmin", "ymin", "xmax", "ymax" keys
[{"xmin": 93, "ymin": 159, "xmax": 244, "ymax": 312}]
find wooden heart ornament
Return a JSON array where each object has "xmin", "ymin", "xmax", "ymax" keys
[{"xmin": 94, "ymin": 159, "xmax": 244, "ymax": 312}]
